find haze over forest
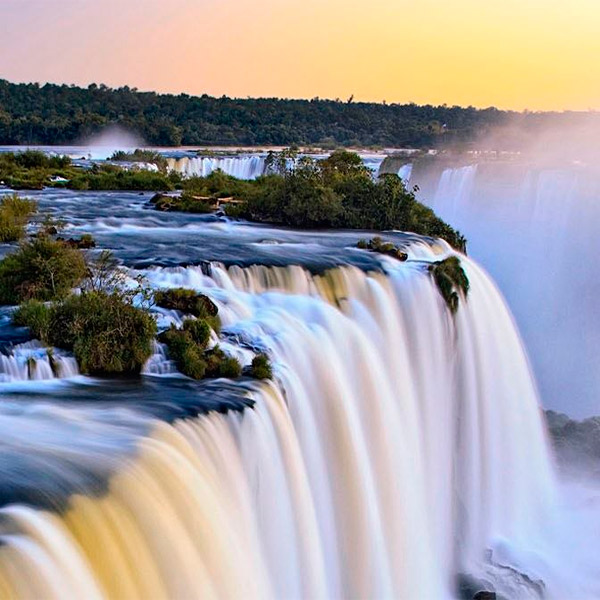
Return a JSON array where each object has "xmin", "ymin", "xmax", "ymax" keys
[{"xmin": 1, "ymin": 79, "xmax": 599, "ymax": 149}]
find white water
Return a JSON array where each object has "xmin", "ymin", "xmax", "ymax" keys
[
  {"xmin": 0, "ymin": 341, "xmax": 79, "ymax": 382},
  {"xmin": 0, "ymin": 250, "xmax": 565, "ymax": 598},
  {"xmin": 166, "ymin": 153, "xmax": 388, "ymax": 180},
  {"xmin": 398, "ymin": 162, "xmax": 413, "ymax": 183},
  {"xmin": 415, "ymin": 161, "xmax": 600, "ymax": 417},
  {"xmin": 166, "ymin": 155, "xmax": 267, "ymax": 180}
]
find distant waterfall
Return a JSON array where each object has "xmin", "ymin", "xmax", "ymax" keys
[
  {"xmin": 431, "ymin": 164, "xmax": 477, "ymax": 220},
  {"xmin": 412, "ymin": 161, "xmax": 600, "ymax": 417},
  {"xmin": 0, "ymin": 254, "xmax": 557, "ymax": 599},
  {"xmin": 166, "ymin": 155, "xmax": 267, "ymax": 179},
  {"xmin": 398, "ymin": 162, "xmax": 413, "ymax": 183}
]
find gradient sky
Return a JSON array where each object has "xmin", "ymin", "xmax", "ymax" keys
[{"xmin": 1, "ymin": 0, "xmax": 599, "ymax": 110}]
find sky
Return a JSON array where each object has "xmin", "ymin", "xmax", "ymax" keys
[{"xmin": 1, "ymin": 0, "xmax": 599, "ymax": 111}]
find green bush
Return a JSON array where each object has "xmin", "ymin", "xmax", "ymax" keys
[
  {"xmin": 428, "ymin": 256, "xmax": 470, "ymax": 314},
  {"xmin": 0, "ymin": 237, "xmax": 87, "ymax": 305},
  {"xmin": 182, "ymin": 318, "xmax": 211, "ymax": 346},
  {"xmin": 250, "ymin": 353, "xmax": 272, "ymax": 380},
  {"xmin": 150, "ymin": 150, "xmax": 467, "ymax": 251},
  {"xmin": 0, "ymin": 194, "xmax": 37, "ymax": 242},
  {"xmin": 15, "ymin": 292, "xmax": 157, "ymax": 375},
  {"xmin": 13, "ymin": 300, "xmax": 51, "ymax": 340},
  {"xmin": 110, "ymin": 149, "xmax": 168, "ymax": 172},
  {"xmin": 158, "ymin": 323, "xmax": 241, "ymax": 380}
]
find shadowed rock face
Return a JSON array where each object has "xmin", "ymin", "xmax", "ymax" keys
[{"xmin": 545, "ymin": 410, "xmax": 600, "ymax": 478}]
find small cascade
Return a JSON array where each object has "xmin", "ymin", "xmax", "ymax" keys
[
  {"xmin": 142, "ymin": 341, "xmax": 178, "ymax": 376},
  {"xmin": 166, "ymin": 155, "xmax": 267, "ymax": 179},
  {"xmin": 0, "ymin": 341, "xmax": 79, "ymax": 382}
]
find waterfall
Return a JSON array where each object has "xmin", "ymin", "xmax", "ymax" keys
[
  {"xmin": 166, "ymin": 155, "xmax": 267, "ymax": 180},
  {"xmin": 0, "ymin": 252, "xmax": 559, "ymax": 599},
  {"xmin": 0, "ymin": 341, "xmax": 79, "ymax": 382},
  {"xmin": 398, "ymin": 163, "xmax": 413, "ymax": 183},
  {"xmin": 412, "ymin": 161, "xmax": 600, "ymax": 417},
  {"xmin": 431, "ymin": 164, "xmax": 478, "ymax": 220}
]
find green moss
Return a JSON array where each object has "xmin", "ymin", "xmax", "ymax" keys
[
  {"xmin": 428, "ymin": 256, "xmax": 470, "ymax": 314},
  {"xmin": 0, "ymin": 236, "xmax": 87, "ymax": 305},
  {"xmin": 250, "ymin": 353, "xmax": 272, "ymax": 380}
]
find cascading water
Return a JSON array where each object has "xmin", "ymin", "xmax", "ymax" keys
[
  {"xmin": 0, "ymin": 341, "xmax": 79, "ymax": 383},
  {"xmin": 166, "ymin": 155, "xmax": 267, "ymax": 180},
  {"xmin": 0, "ymin": 248, "xmax": 564, "ymax": 599},
  {"xmin": 411, "ymin": 159, "xmax": 600, "ymax": 417}
]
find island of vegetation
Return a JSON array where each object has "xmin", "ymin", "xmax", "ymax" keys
[
  {"xmin": 153, "ymin": 149, "xmax": 467, "ymax": 251},
  {"xmin": 1, "ymin": 204, "xmax": 272, "ymax": 379},
  {"xmin": 0, "ymin": 148, "xmax": 466, "ymax": 250}
]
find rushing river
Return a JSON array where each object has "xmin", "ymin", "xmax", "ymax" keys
[{"xmin": 0, "ymin": 187, "xmax": 597, "ymax": 599}]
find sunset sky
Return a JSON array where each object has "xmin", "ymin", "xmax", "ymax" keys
[{"xmin": 1, "ymin": 0, "xmax": 599, "ymax": 111}]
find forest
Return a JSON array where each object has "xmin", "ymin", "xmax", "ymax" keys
[{"xmin": 0, "ymin": 79, "xmax": 545, "ymax": 148}]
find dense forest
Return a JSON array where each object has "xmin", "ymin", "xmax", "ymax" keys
[
  {"xmin": 1, "ymin": 80, "xmax": 595, "ymax": 149},
  {"xmin": 0, "ymin": 79, "xmax": 511, "ymax": 147}
]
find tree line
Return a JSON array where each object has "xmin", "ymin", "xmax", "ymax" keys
[{"xmin": 0, "ymin": 79, "xmax": 511, "ymax": 147}]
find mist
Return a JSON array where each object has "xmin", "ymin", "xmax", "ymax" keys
[
  {"xmin": 411, "ymin": 119, "xmax": 600, "ymax": 417},
  {"xmin": 78, "ymin": 125, "xmax": 143, "ymax": 160}
]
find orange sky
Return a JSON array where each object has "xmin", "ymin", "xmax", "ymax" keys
[{"xmin": 1, "ymin": 0, "xmax": 599, "ymax": 110}]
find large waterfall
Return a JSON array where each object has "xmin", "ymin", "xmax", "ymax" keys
[
  {"xmin": 408, "ymin": 159, "xmax": 600, "ymax": 418},
  {"xmin": 0, "ymin": 248, "xmax": 562, "ymax": 599}
]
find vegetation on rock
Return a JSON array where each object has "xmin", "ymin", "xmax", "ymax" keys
[
  {"xmin": 428, "ymin": 256, "xmax": 470, "ymax": 314},
  {"xmin": 154, "ymin": 287, "xmax": 220, "ymax": 329},
  {"xmin": 0, "ymin": 150, "xmax": 177, "ymax": 191},
  {"xmin": 158, "ymin": 320, "xmax": 241, "ymax": 380},
  {"xmin": 219, "ymin": 149, "xmax": 465, "ymax": 251},
  {"xmin": 109, "ymin": 149, "xmax": 168, "ymax": 171},
  {"xmin": 357, "ymin": 236, "xmax": 408, "ymax": 261}
]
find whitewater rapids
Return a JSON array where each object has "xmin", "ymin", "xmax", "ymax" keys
[{"xmin": 0, "ymin": 245, "xmax": 569, "ymax": 599}]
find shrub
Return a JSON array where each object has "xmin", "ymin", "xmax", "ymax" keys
[
  {"xmin": 13, "ymin": 300, "xmax": 51, "ymax": 341},
  {"xmin": 15, "ymin": 292, "xmax": 157, "ymax": 375},
  {"xmin": 0, "ymin": 194, "xmax": 37, "ymax": 242},
  {"xmin": 110, "ymin": 149, "xmax": 168, "ymax": 172},
  {"xmin": 250, "ymin": 353, "xmax": 272, "ymax": 380},
  {"xmin": 182, "ymin": 318, "xmax": 211, "ymax": 346},
  {"xmin": 428, "ymin": 256, "xmax": 470, "ymax": 314},
  {"xmin": 158, "ymin": 323, "xmax": 240, "ymax": 380},
  {"xmin": 218, "ymin": 356, "xmax": 243, "ymax": 378},
  {"xmin": 0, "ymin": 237, "xmax": 87, "ymax": 305}
]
